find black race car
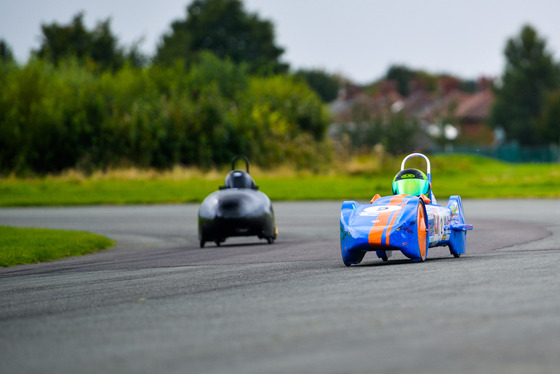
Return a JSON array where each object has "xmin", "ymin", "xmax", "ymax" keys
[{"xmin": 198, "ymin": 155, "xmax": 277, "ymax": 248}]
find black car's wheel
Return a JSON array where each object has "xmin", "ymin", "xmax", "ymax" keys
[{"xmin": 200, "ymin": 240, "xmax": 205, "ymax": 248}]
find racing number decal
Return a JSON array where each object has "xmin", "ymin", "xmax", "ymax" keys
[
  {"xmin": 434, "ymin": 212, "xmax": 445, "ymax": 236},
  {"xmin": 428, "ymin": 209, "xmax": 446, "ymax": 244},
  {"xmin": 360, "ymin": 205, "xmax": 402, "ymax": 216},
  {"xmin": 433, "ymin": 215, "xmax": 440, "ymax": 236}
]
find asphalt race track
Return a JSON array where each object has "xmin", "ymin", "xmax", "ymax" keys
[{"xmin": 1, "ymin": 199, "xmax": 560, "ymax": 374}]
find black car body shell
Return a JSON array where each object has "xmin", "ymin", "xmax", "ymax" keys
[{"xmin": 197, "ymin": 156, "xmax": 276, "ymax": 247}]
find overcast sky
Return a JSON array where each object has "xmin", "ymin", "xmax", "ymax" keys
[{"xmin": 1, "ymin": 0, "xmax": 560, "ymax": 83}]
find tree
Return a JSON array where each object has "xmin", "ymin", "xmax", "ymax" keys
[
  {"xmin": 535, "ymin": 89, "xmax": 560, "ymax": 146},
  {"xmin": 155, "ymin": 0, "xmax": 287, "ymax": 74},
  {"xmin": 34, "ymin": 12, "xmax": 144, "ymax": 70},
  {"xmin": 383, "ymin": 113, "xmax": 420, "ymax": 155},
  {"xmin": 386, "ymin": 65, "xmax": 417, "ymax": 96},
  {"xmin": 295, "ymin": 69, "xmax": 339, "ymax": 103},
  {"xmin": 384, "ymin": 64, "xmax": 477, "ymax": 96},
  {"xmin": 0, "ymin": 39, "xmax": 14, "ymax": 63},
  {"xmin": 489, "ymin": 25, "xmax": 560, "ymax": 146}
]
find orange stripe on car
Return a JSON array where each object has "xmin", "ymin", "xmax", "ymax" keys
[
  {"xmin": 385, "ymin": 195, "xmax": 407, "ymax": 246},
  {"xmin": 368, "ymin": 195, "xmax": 406, "ymax": 247}
]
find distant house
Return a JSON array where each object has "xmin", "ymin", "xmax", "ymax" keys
[
  {"xmin": 330, "ymin": 81, "xmax": 402, "ymax": 123},
  {"xmin": 330, "ymin": 76, "xmax": 495, "ymax": 146},
  {"xmin": 455, "ymin": 78, "xmax": 494, "ymax": 141}
]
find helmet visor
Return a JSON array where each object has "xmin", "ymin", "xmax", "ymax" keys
[{"xmin": 393, "ymin": 178, "xmax": 429, "ymax": 196}]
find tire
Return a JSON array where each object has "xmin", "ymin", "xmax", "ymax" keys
[{"xmin": 416, "ymin": 200, "xmax": 428, "ymax": 261}]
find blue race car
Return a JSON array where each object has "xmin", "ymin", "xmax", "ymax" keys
[{"xmin": 340, "ymin": 153, "xmax": 473, "ymax": 266}]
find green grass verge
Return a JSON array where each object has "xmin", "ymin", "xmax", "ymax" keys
[
  {"xmin": 1, "ymin": 155, "xmax": 560, "ymax": 207},
  {"xmin": 0, "ymin": 226, "xmax": 114, "ymax": 267}
]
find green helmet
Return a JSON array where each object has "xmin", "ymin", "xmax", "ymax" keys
[{"xmin": 392, "ymin": 168, "xmax": 430, "ymax": 196}]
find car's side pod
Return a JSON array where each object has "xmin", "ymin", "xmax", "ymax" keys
[{"xmin": 446, "ymin": 196, "xmax": 473, "ymax": 257}]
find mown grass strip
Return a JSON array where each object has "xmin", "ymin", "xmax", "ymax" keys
[
  {"xmin": 0, "ymin": 226, "xmax": 114, "ymax": 267},
  {"xmin": 1, "ymin": 155, "xmax": 560, "ymax": 206}
]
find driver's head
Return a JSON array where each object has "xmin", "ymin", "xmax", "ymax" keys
[
  {"xmin": 392, "ymin": 168, "xmax": 430, "ymax": 196},
  {"xmin": 224, "ymin": 170, "xmax": 255, "ymax": 189}
]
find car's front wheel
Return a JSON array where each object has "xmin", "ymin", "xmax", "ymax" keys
[{"xmin": 416, "ymin": 200, "xmax": 429, "ymax": 261}]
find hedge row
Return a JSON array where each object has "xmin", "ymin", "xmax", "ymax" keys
[{"xmin": 0, "ymin": 53, "xmax": 332, "ymax": 174}]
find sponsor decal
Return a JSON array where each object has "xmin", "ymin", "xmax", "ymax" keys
[{"xmin": 401, "ymin": 173, "xmax": 416, "ymax": 179}]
